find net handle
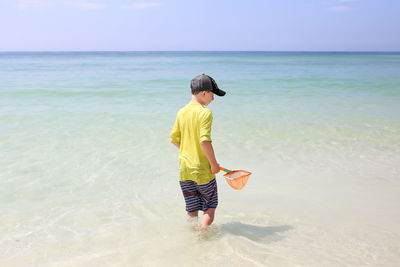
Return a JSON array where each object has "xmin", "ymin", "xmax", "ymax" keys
[{"xmin": 219, "ymin": 166, "xmax": 232, "ymax": 173}]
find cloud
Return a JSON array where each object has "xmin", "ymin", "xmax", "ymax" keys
[
  {"xmin": 122, "ymin": 2, "xmax": 161, "ymax": 9},
  {"xmin": 328, "ymin": 5, "xmax": 351, "ymax": 12},
  {"xmin": 64, "ymin": 1, "xmax": 106, "ymax": 9}
]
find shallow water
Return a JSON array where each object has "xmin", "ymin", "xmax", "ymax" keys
[{"xmin": 1, "ymin": 52, "xmax": 400, "ymax": 266}]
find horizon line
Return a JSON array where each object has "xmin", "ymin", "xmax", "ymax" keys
[{"xmin": 1, "ymin": 50, "xmax": 400, "ymax": 53}]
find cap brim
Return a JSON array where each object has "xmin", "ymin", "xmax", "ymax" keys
[
  {"xmin": 209, "ymin": 77, "xmax": 226, "ymax": 96},
  {"xmin": 213, "ymin": 88, "xmax": 226, "ymax": 96}
]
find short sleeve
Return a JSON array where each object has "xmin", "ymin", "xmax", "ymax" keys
[
  {"xmin": 199, "ymin": 109, "xmax": 212, "ymax": 143},
  {"xmin": 170, "ymin": 115, "xmax": 181, "ymax": 143}
]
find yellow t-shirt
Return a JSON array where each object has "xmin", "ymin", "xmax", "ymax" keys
[{"xmin": 170, "ymin": 101, "xmax": 215, "ymax": 184}]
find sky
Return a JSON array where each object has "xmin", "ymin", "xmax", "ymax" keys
[{"xmin": 0, "ymin": 0, "xmax": 399, "ymax": 51}]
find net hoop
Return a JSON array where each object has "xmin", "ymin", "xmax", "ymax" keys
[{"xmin": 222, "ymin": 170, "xmax": 251, "ymax": 190}]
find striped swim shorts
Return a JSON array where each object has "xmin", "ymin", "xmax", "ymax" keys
[{"xmin": 179, "ymin": 178, "xmax": 218, "ymax": 212}]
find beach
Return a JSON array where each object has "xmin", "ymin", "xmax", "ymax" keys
[{"xmin": 1, "ymin": 52, "xmax": 400, "ymax": 266}]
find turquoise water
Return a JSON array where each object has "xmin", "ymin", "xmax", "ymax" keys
[{"xmin": 1, "ymin": 52, "xmax": 400, "ymax": 266}]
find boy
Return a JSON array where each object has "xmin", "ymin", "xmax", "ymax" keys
[{"xmin": 170, "ymin": 74, "xmax": 226, "ymax": 230}]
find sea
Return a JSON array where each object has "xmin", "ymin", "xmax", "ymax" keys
[{"xmin": 1, "ymin": 52, "xmax": 400, "ymax": 266}]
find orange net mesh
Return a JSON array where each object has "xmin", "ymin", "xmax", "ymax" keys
[{"xmin": 222, "ymin": 170, "xmax": 251, "ymax": 190}]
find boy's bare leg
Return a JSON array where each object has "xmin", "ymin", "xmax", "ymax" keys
[
  {"xmin": 187, "ymin": 211, "xmax": 199, "ymax": 222},
  {"xmin": 200, "ymin": 208, "xmax": 215, "ymax": 229},
  {"xmin": 186, "ymin": 211, "xmax": 199, "ymax": 230}
]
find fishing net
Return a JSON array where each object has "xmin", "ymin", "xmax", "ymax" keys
[{"xmin": 221, "ymin": 169, "xmax": 251, "ymax": 190}]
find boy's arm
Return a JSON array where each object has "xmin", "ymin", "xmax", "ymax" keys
[
  {"xmin": 200, "ymin": 141, "xmax": 220, "ymax": 174},
  {"xmin": 170, "ymin": 115, "xmax": 180, "ymax": 148},
  {"xmin": 171, "ymin": 142, "xmax": 180, "ymax": 148}
]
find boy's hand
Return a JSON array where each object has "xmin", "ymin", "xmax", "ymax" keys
[
  {"xmin": 171, "ymin": 142, "xmax": 180, "ymax": 148},
  {"xmin": 211, "ymin": 163, "xmax": 220, "ymax": 174}
]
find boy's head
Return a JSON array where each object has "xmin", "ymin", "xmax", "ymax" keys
[{"xmin": 190, "ymin": 74, "xmax": 226, "ymax": 97}]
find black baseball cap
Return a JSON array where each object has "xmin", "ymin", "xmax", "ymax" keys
[{"xmin": 190, "ymin": 74, "xmax": 226, "ymax": 96}]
